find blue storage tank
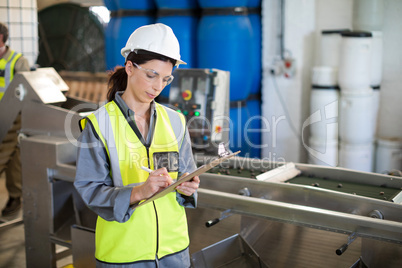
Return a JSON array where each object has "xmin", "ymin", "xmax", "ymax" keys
[
  {"xmin": 106, "ymin": 0, "xmax": 156, "ymax": 68},
  {"xmin": 248, "ymin": 0, "xmax": 261, "ymax": 8},
  {"xmin": 104, "ymin": 0, "xmax": 118, "ymax": 70},
  {"xmin": 249, "ymin": 10, "xmax": 261, "ymax": 95},
  {"xmin": 113, "ymin": 14, "xmax": 155, "ymax": 67},
  {"xmin": 198, "ymin": 0, "xmax": 248, "ymax": 8},
  {"xmin": 198, "ymin": 8, "xmax": 253, "ymax": 101},
  {"xmin": 157, "ymin": 10, "xmax": 198, "ymax": 98},
  {"xmin": 229, "ymin": 100, "xmax": 262, "ymax": 158},
  {"xmin": 245, "ymin": 99, "xmax": 261, "ymax": 158},
  {"xmin": 155, "ymin": 0, "xmax": 198, "ymax": 9},
  {"xmin": 229, "ymin": 103, "xmax": 249, "ymax": 157},
  {"xmin": 115, "ymin": 0, "xmax": 155, "ymax": 10},
  {"xmin": 156, "ymin": 11, "xmax": 197, "ymax": 68},
  {"xmin": 104, "ymin": 0, "xmax": 117, "ymax": 10}
]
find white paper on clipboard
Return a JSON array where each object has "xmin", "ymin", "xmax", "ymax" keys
[{"xmin": 131, "ymin": 151, "xmax": 240, "ymax": 209}]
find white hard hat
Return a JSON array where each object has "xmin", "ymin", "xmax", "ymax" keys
[{"xmin": 121, "ymin": 23, "xmax": 186, "ymax": 66}]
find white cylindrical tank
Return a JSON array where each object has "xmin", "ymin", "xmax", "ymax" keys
[
  {"xmin": 308, "ymin": 137, "xmax": 338, "ymax": 167},
  {"xmin": 353, "ymin": 0, "xmax": 384, "ymax": 31},
  {"xmin": 0, "ymin": 2, "xmax": 38, "ymax": 67},
  {"xmin": 375, "ymin": 138, "xmax": 402, "ymax": 174},
  {"xmin": 310, "ymin": 69, "xmax": 339, "ymax": 141},
  {"xmin": 338, "ymin": 31, "xmax": 372, "ymax": 92},
  {"xmin": 312, "ymin": 66, "xmax": 338, "ymax": 86},
  {"xmin": 370, "ymin": 31, "xmax": 383, "ymax": 86},
  {"xmin": 339, "ymin": 141, "xmax": 374, "ymax": 172},
  {"xmin": 319, "ymin": 29, "xmax": 350, "ymax": 68},
  {"xmin": 339, "ymin": 89, "xmax": 375, "ymax": 144}
]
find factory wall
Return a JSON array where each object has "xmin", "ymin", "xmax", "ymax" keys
[
  {"xmin": 262, "ymin": 0, "xmax": 317, "ymax": 163},
  {"xmin": 261, "ymin": 0, "xmax": 402, "ymax": 169}
]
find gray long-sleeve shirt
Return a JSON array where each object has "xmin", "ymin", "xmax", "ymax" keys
[{"xmin": 74, "ymin": 92, "xmax": 197, "ymax": 223}]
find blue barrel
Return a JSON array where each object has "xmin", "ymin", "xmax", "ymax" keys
[
  {"xmin": 157, "ymin": 10, "xmax": 198, "ymax": 98},
  {"xmin": 249, "ymin": 11, "xmax": 261, "ymax": 95},
  {"xmin": 113, "ymin": 15, "xmax": 155, "ymax": 67},
  {"xmin": 104, "ymin": 0, "xmax": 117, "ymax": 10},
  {"xmin": 198, "ymin": 9, "xmax": 253, "ymax": 101},
  {"xmin": 229, "ymin": 104, "xmax": 249, "ymax": 157},
  {"xmin": 155, "ymin": 0, "xmax": 198, "ymax": 9},
  {"xmin": 115, "ymin": 0, "xmax": 155, "ymax": 10},
  {"xmin": 104, "ymin": 1, "xmax": 118, "ymax": 70},
  {"xmin": 248, "ymin": 0, "xmax": 261, "ymax": 8},
  {"xmin": 245, "ymin": 99, "xmax": 261, "ymax": 158},
  {"xmin": 156, "ymin": 12, "xmax": 197, "ymax": 68},
  {"xmin": 230, "ymin": 100, "xmax": 262, "ymax": 158},
  {"xmin": 198, "ymin": 0, "xmax": 248, "ymax": 8}
]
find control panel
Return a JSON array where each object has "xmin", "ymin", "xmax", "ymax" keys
[{"xmin": 169, "ymin": 69, "xmax": 230, "ymax": 153}]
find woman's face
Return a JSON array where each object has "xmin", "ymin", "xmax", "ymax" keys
[{"xmin": 125, "ymin": 59, "xmax": 174, "ymax": 104}]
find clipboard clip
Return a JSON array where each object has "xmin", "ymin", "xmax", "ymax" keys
[{"xmin": 218, "ymin": 142, "xmax": 232, "ymax": 158}]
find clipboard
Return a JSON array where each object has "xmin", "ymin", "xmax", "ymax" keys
[{"xmin": 131, "ymin": 150, "xmax": 240, "ymax": 209}]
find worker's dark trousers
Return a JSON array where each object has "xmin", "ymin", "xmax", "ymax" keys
[{"xmin": 1, "ymin": 114, "xmax": 22, "ymax": 199}]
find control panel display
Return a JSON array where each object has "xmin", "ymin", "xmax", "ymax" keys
[{"xmin": 169, "ymin": 69, "xmax": 230, "ymax": 153}]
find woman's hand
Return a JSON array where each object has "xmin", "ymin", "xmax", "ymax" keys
[
  {"xmin": 130, "ymin": 167, "xmax": 172, "ymax": 204},
  {"xmin": 176, "ymin": 173, "xmax": 200, "ymax": 196}
]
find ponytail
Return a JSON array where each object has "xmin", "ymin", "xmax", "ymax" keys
[{"xmin": 107, "ymin": 67, "xmax": 127, "ymax": 102}]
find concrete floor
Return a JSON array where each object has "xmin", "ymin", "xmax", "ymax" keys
[{"xmin": 0, "ymin": 173, "xmax": 72, "ymax": 268}]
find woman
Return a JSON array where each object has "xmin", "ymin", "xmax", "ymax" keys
[{"xmin": 74, "ymin": 23, "xmax": 200, "ymax": 267}]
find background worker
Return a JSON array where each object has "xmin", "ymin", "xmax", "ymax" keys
[
  {"xmin": 0, "ymin": 22, "xmax": 30, "ymax": 216},
  {"xmin": 74, "ymin": 23, "xmax": 200, "ymax": 267}
]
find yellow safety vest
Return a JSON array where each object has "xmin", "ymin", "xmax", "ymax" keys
[
  {"xmin": 0, "ymin": 49, "xmax": 22, "ymax": 100},
  {"xmin": 81, "ymin": 101, "xmax": 189, "ymax": 264}
]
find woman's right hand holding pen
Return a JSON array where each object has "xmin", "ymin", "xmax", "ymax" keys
[{"xmin": 130, "ymin": 167, "xmax": 172, "ymax": 204}]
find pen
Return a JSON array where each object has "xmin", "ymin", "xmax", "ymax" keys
[{"xmin": 141, "ymin": 166, "xmax": 153, "ymax": 173}]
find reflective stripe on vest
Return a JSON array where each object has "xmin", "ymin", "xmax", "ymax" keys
[
  {"xmin": 0, "ymin": 50, "xmax": 22, "ymax": 99},
  {"xmin": 81, "ymin": 101, "xmax": 188, "ymax": 264}
]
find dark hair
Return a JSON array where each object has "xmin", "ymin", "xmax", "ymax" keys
[
  {"xmin": 106, "ymin": 50, "xmax": 176, "ymax": 102},
  {"xmin": 0, "ymin": 22, "xmax": 9, "ymax": 43}
]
